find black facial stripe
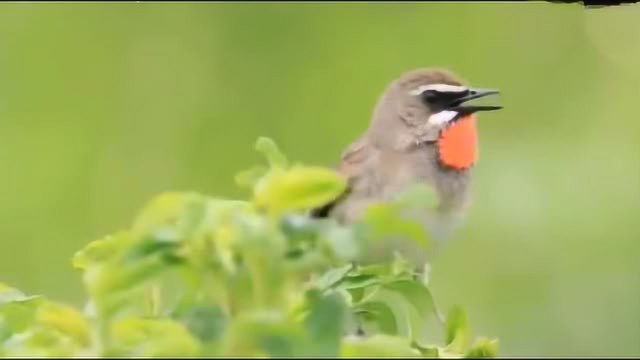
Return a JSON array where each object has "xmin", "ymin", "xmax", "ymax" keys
[{"xmin": 420, "ymin": 89, "xmax": 470, "ymax": 112}]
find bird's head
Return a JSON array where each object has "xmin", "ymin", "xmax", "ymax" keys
[{"xmin": 370, "ymin": 68, "xmax": 502, "ymax": 170}]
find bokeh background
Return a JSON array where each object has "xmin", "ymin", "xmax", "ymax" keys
[{"xmin": 1, "ymin": 2, "xmax": 639, "ymax": 356}]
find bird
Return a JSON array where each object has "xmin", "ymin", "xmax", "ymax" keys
[{"xmin": 311, "ymin": 67, "xmax": 502, "ymax": 267}]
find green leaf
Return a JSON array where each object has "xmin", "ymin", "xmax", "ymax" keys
[
  {"xmin": 110, "ymin": 317, "xmax": 201, "ymax": 357},
  {"xmin": 361, "ymin": 202, "xmax": 430, "ymax": 253},
  {"xmin": 341, "ymin": 274, "xmax": 381, "ymax": 290},
  {"xmin": 124, "ymin": 238, "xmax": 180, "ymax": 264},
  {"xmin": 0, "ymin": 296, "xmax": 45, "ymax": 334},
  {"xmin": 0, "ymin": 283, "xmax": 29, "ymax": 304},
  {"xmin": 94, "ymin": 255, "xmax": 170, "ymax": 299},
  {"xmin": 445, "ymin": 305, "xmax": 470, "ymax": 354},
  {"xmin": 1, "ymin": 327, "xmax": 81, "ymax": 357},
  {"xmin": 255, "ymin": 137, "xmax": 289, "ymax": 169},
  {"xmin": 391, "ymin": 252, "xmax": 411, "ymax": 275},
  {"xmin": 353, "ymin": 278, "xmax": 434, "ymax": 343},
  {"xmin": 36, "ymin": 301, "xmax": 90, "ymax": 346},
  {"xmin": 81, "ymin": 235, "xmax": 182, "ymax": 309},
  {"xmin": 363, "ymin": 288, "xmax": 417, "ymax": 339},
  {"xmin": 71, "ymin": 233, "xmax": 129, "ymax": 271},
  {"xmin": 280, "ymin": 213, "xmax": 321, "ymax": 247},
  {"xmin": 221, "ymin": 311, "xmax": 305, "ymax": 357},
  {"xmin": 465, "ymin": 337, "xmax": 499, "ymax": 358},
  {"xmin": 235, "ymin": 164, "xmax": 269, "ymax": 188},
  {"xmin": 321, "ymin": 225, "xmax": 360, "ymax": 262},
  {"xmin": 175, "ymin": 304, "xmax": 227, "ymax": 343},
  {"xmin": 131, "ymin": 192, "xmax": 208, "ymax": 241},
  {"xmin": 260, "ymin": 334, "xmax": 295, "ymax": 357},
  {"xmin": 356, "ymin": 301, "xmax": 398, "ymax": 335},
  {"xmin": 303, "ymin": 290, "xmax": 347, "ymax": 357},
  {"xmin": 254, "ymin": 165, "xmax": 347, "ymax": 215},
  {"xmin": 383, "ymin": 280, "xmax": 436, "ymax": 326},
  {"xmin": 0, "ymin": 293, "xmax": 89, "ymax": 357},
  {"xmin": 176, "ymin": 195, "xmax": 208, "ymax": 239},
  {"xmin": 340, "ymin": 334, "xmax": 422, "ymax": 358},
  {"xmin": 311, "ymin": 263, "xmax": 353, "ymax": 292},
  {"xmin": 413, "ymin": 343, "xmax": 441, "ymax": 358},
  {"xmin": 355, "ymin": 263, "xmax": 394, "ymax": 277}
]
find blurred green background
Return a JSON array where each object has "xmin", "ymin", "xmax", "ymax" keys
[{"xmin": 0, "ymin": 2, "xmax": 639, "ymax": 356}]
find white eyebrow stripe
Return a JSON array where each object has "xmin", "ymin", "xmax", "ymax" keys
[{"xmin": 409, "ymin": 84, "xmax": 468, "ymax": 95}]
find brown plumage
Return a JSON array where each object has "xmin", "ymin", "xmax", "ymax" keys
[{"xmin": 312, "ymin": 68, "xmax": 502, "ymax": 265}]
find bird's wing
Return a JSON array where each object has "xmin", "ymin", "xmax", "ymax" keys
[
  {"xmin": 337, "ymin": 135, "xmax": 372, "ymax": 180},
  {"xmin": 310, "ymin": 136, "xmax": 374, "ymax": 218}
]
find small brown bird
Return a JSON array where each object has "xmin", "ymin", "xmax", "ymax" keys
[{"xmin": 312, "ymin": 68, "xmax": 502, "ymax": 266}]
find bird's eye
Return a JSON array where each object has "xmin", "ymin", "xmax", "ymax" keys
[{"xmin": 421, "ymin": 90, "xmax": 439, "ymax": 104}]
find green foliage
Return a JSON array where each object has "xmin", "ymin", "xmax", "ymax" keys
[{"xmin": 0, "ymin": 137, "xmax": 498, "ymax": 358}]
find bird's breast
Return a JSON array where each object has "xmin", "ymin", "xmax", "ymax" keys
[{"xmin": 400, "ymin": 145, "xmax": 472, "ymax": 214}]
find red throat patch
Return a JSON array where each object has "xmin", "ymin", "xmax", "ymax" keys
[{"xmin": 437, "ymin": 114, "xmax": 478, "ymax": 170}]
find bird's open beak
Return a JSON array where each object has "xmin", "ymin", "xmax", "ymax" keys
[{"xmin": 448, "ymin": 88, "xmax": 502, "ymax": 114}]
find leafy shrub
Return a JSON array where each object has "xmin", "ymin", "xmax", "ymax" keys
[{"xmin": 0, "ymin": 137, "xmax": 498, "ymax": 358}]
